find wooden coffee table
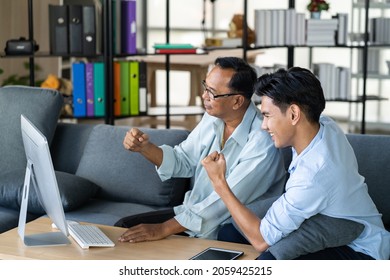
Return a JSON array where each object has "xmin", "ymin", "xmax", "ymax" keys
[{"xmin": 0, "ymin": 217, "xmax": 259, "ymax": 260}]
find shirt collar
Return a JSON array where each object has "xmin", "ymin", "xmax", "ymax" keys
[
  {"xmin": 288, "ymin": 121, "xmax": 325, "ymax": 174},
  {"xmin": 213, "ymin": 102, "xmax": 258, "ymax": 148}
]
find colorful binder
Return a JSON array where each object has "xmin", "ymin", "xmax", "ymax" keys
[
  {"xmin": 85, "ymin": 62, "xmax": 94, "ymax": 117},
  {"xmin": 120, "ymin": 61, "xmax": 130, "ymax": 115},
  {"xmin": 121, "ymin": 0, "xmax": 136, "ymax": 54},
  {"xmin": 72, "ymin": 62, "xmax": 86, "ymax": 117},
  {"xmin": 129, "ymin": 61, "xmax": 139, "ymax": 115},
  {"xmin": 93, "ymin": 62, "xmax": 105, "ymax": 117}
]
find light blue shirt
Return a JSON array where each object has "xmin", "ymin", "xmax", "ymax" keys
[
  {"xmin": 157, "ymin": 102, "xmax": 286, "ymax": 239},
  {"xmin": 260, "ymin": 115, "xmax": 390, "ymax": 260}
]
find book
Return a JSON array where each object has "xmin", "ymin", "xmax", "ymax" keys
[
  {"xmin": 285, "ymin": 8, "xmax": 297, "ymax": 46},
  {"xmin": 254, "ymin": 9, "xmax": 266, "ymax": 46},
  {"xmin": 129, "ymin": 61, "xmax": 139, "ymax": 115},
  {"xmin": 153, "ymin": 43, "xmax": 194, "ymax": 49},
  {"xmin": 121, "ymin": 0, "xmax": 137, "ymax": 54},
  {"xmin": 71, "ymin": 62, "xmax": 86, "ymax": 117},
  {"xmin": 93, "ymin": 62, "xmax": 105, "ymax": 117},
  {"xmin": 296, "ymin": 13, "xmax": 306, "ymax": 45},
  {"xmin": 333, "ymin": 13, "xmax": 348, "ymax": 45},
  {"xmin": 85, "ymin": 62, "xmax": 94, "ymax": 117},
  {"xmin": 155, "ymin": 48, "xmax": 198, "ymax": 54}
]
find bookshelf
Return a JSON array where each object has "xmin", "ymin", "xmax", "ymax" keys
[
  {"xmin": 4, "ymin": 0, "xmax": 389, "ymax": 132},
  {"xmin": 1, "ymin": 0, "xmax": 207, "ymax": 128},
  {"xmin": 250, "ymin": 0, "xmax": 389, "ymax": 134}
]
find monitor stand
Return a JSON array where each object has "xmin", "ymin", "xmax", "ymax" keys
[{"xmin": 18, "ymin": 160, "xmax": 70, "ymax": 246}]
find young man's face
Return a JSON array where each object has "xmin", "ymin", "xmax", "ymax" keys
[{"xmin": 260, "ymin": 96, "xmax": 294, "ymax": 149}]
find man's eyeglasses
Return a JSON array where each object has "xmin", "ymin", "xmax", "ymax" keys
[{"xmin": 201, "ymin": 80, "xmax": 240, "ymax": 100}]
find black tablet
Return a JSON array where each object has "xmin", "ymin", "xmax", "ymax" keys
[{"xmin": 189, "ymin": 247, "xmax": 244, "ymax": 260}]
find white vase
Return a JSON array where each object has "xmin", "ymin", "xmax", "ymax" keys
[{"xmin": 310, "ymin": 12, "xmax": 321, "ymax": 19}]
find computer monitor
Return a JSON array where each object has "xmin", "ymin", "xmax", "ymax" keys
[{"xmin": 19, "ymin": 114, "xmax": 70, "ymax": 246}]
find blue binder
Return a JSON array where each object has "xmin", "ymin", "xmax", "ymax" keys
[{"xmin": 72, "ymin": 62, "xmax": 87, "ymax": 117}]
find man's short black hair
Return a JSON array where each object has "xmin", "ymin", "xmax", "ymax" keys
[
  {"xmin": 255, "ymin": 67, "xmax": 326, "ymax": 123},
  {"xmin": 214, "ymin": 56, "xmax": 257, "ymax": 100}
]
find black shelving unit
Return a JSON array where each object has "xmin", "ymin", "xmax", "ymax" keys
[
  {"xmin": 248, "ymin": 0, "xmax": 379, "ymax": 134},
  {"xmin": 6, "ymin": 0, "xmax": 382, "ymax": 133},
  {"xmin": 2, "ymin": 0, "xmax": 256, "ymax": 129},
  {"xmin": 25, "ymin": 0, "xmax": 35, "ymax": 86},
  {"xmin": 103, "ymin": 0, "xmax": 114, "ymax": 125},
  {"xmin": 9, "ymin": 0, "xmax": 204, "ymax": 128}
]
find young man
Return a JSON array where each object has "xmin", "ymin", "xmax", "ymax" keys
[
  {"xmin": 116, "ymin": 57, "xmax": 286, "ymax": 242},
  {"xmin": 202, "ymin": 67, "xmax": 390, "ymax": 259}
]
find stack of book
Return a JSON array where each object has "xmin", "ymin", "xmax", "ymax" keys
[
  {"xmin": 369, "ymin": 17, "xmax": 390, "ymax": 44},
  {"xmin": 153, "ymin": 43, "xmax": 200, "ymax": 54},
  {"xmin": 306, "ymin": 19, "xmax": 338, "ymax": 46},
  {"xmin": 254, "ymin": 9, "xmax": 306, "ymax": 47},
  {"xmin": 312, "ymin": 63, "xmax": 351, "ymax": 100}
]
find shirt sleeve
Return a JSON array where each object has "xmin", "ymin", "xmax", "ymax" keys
[
  {"xmin": 260, "ymin": 177, "xmax": 329, "ymax": 245},
  {"xmin": 156, "ymin": 117, "xmax": 207, "ymax": 181}
]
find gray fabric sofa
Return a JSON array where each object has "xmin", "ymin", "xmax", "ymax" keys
[
  {"xmin": 0, "ymin": 85, "xmax": 191, "ymax": 234},
  {"xmin": 0, "ymin": 86, "xmax": 389, "ymax": 240},
  {"xmin": 0, "ymin": 121, "xmax": 191, "ymax": 233}
]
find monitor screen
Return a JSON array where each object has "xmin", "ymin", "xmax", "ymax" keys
[{"xmin": 19, "ymin": 114, "xmax": 70, "ymax": 246}]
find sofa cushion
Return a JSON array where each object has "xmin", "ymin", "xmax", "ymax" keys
[
  {"xmin": 346, "ymin": 134, "xmax": 390, "ymax": 229},
  {"xmin": 0, "ymin": 168, "xmax": 100, "ymax": 215},
  {"xmin": 0, "ymin": 86, "xmax": 63, "ymax": 176},
  {"xmin": 75, "ymin": 125, "xmax": 190, "ymax": 207},
  {"xmin": 50, "ymin": 123, "xmax": 95, "ymax": 174}
]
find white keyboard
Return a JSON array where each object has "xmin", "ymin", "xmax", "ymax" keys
[{"xmin": 68, "ymin": 223, "xmax": 115, "ymax": 249}]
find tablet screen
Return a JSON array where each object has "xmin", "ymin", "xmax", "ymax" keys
[{"xmin": 190, "ymin": 247, "xmax": 244, "ymax": 260}]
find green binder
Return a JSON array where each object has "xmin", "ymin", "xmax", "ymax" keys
[
  {"xmin": 93, "ymin": 62, "xmax": 105, "ymax": 117},
  {"xmin": 120, "ymin": 61, "xmax": 130, "ymax": 115},
  {"xmin": 129, "ymin": 61, "xmax": 139, "ymax": 115}
]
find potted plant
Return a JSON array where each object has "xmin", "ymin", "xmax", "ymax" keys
[
  {"xmin": 307, "ymin": 0, "xmax": 330, "ymax": 19},
  {"xmin": 0, "ymin": 62, "xmax": 43, "ymax": 87}
]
